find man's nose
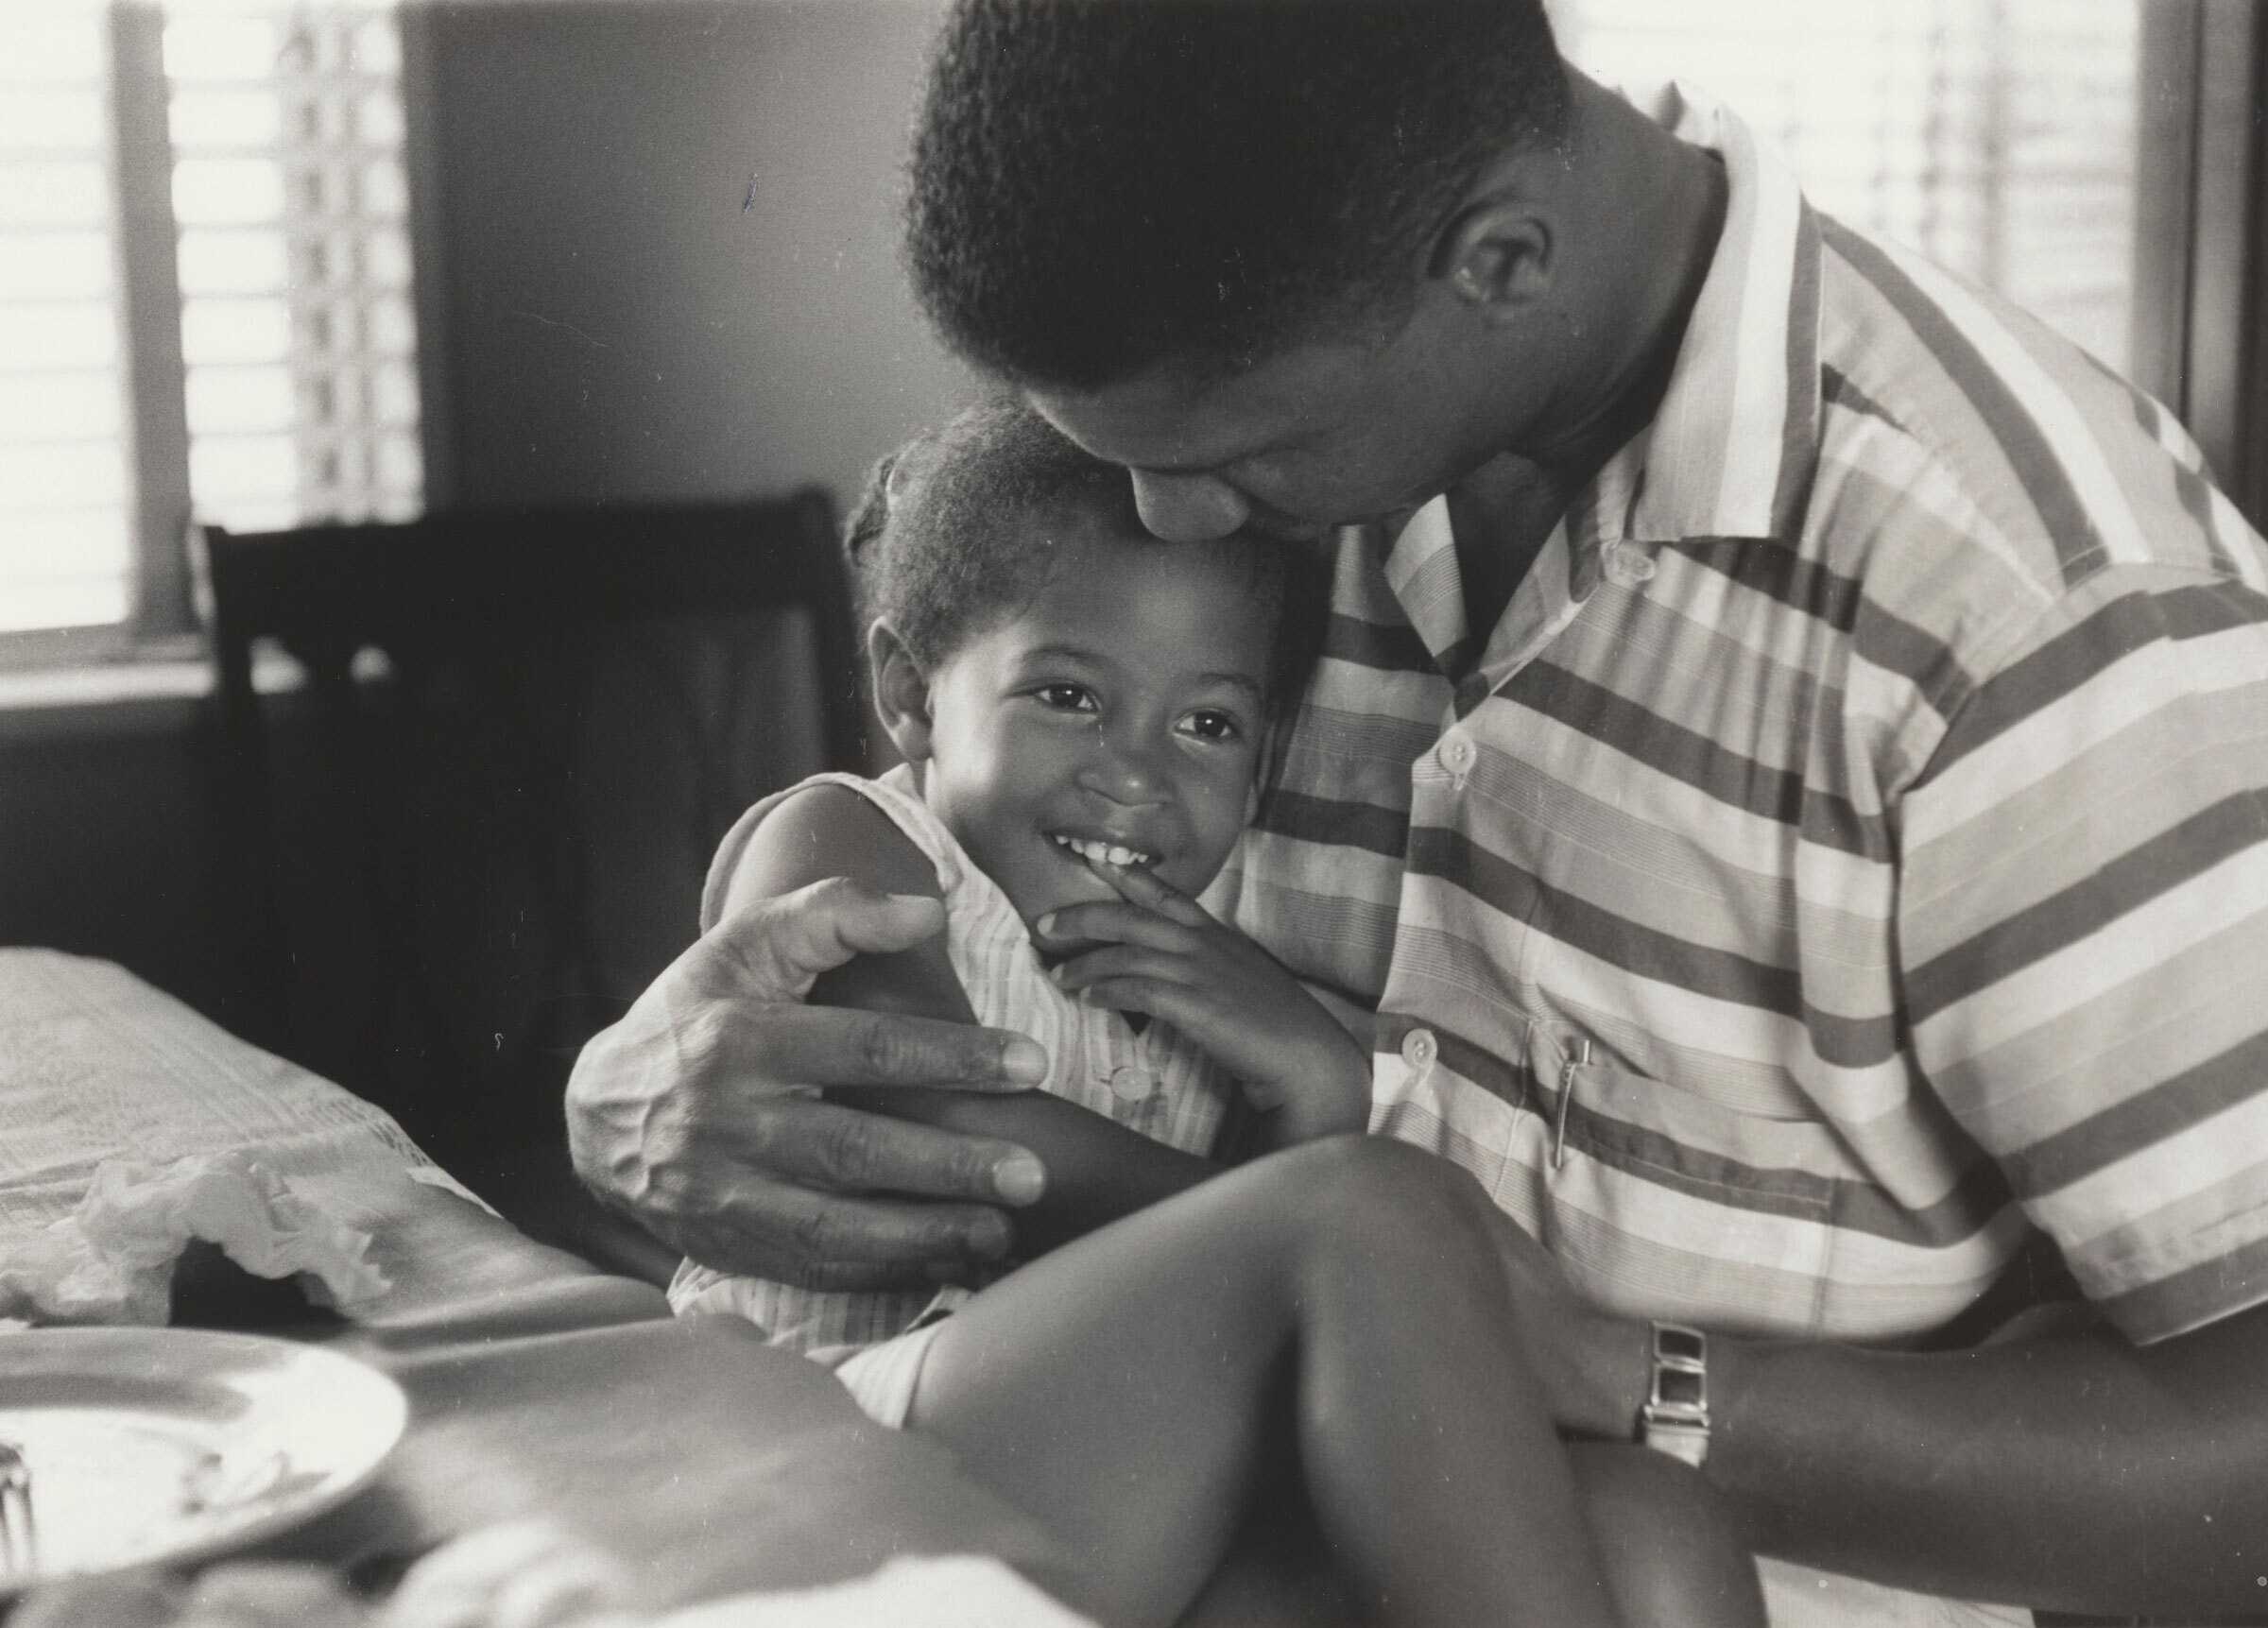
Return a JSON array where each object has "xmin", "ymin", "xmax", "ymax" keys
[{"xmin": 1129, "ymin": 469, "xmax": 1249, "ymax": 543}]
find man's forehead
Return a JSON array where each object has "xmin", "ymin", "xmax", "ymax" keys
[
  {"xmin": 1023, "ymin": 376, "xmax": 1237, "ymax": 472},
  {"xmin": 1024, "ymin": 346, "xmax": 1353, "ymax": 473}
]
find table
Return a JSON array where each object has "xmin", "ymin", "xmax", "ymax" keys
[{"xmin": 0, "ymin": 950, "xmax": 1084, "ymax": 1619}]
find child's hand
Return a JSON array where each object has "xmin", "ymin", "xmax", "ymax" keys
[{"xmin": 1038, "ymin": 860, "xmax": 1370, "ymax": 1150}]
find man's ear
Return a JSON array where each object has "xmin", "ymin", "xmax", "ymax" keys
[
  {"xmin": 868, "ymin": 620, "xmax": 936, "ymax": 763},
  {"xmin": 1432, "ymin": 190, "xmax": 1555, "ymax": 320}
]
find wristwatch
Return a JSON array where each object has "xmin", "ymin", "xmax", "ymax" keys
[{"xmin": 1639, "ymin": 1321, "xmax": 1710, "ymax": 1467}]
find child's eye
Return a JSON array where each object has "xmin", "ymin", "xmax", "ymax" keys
[
  {"xmin": 1178, "ymin": 709, "xmax": 1241, "ymax": 742},
  {"xmin": 1034, "ymin": 683, "xmax": 1099, "ymax": 712}
]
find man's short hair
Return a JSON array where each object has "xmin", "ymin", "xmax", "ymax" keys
[{"xmin": 904, "ymin": 0, "xmax": 1568, "ymax": 388}]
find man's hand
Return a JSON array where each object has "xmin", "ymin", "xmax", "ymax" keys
[
  {"xmin": 566, "ymin": 878, "xmax": 1051, "ymax": 1290},
  {"xmin": 1038, "ymin": 859, "xmax": 1370, "ymax": 1146}
]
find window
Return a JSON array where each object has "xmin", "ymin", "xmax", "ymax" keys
[
  {"xmin": 168, "ymin": 8, "xmax": 421, "ymax": 533},
  {"xmin": 0, "ymin": 9, "xmax": 134, "ymax": 636},
  {"xmin": 1549, "ymin": 0, "xmax": 2144, "ymax": 375},
  {"xmin": 0, "ymin": 1, "xmax": 420, "ymax": 653}
]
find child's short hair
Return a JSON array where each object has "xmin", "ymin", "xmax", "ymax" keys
[{"xmin": 845, "ymin": 397, "xmax": 1326, "ymax": 710}]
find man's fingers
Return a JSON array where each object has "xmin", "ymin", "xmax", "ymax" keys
[
  {"xmin": 712, "ymin": 876, "xmax": 949, "ymax": 998},
  {"xmin": 720, "ymin": 1092, "xmax": 1048, "ymax": 1206},
  {"xmin": 709, "ymin": 1001, "xmax": 1047, "ymax": 1094},
  {"xmin": 650, "ymin": 1101, "xmax": 1047, "ymax": 1286},
  {"xmin": 676, "ymin": 1185, "xmax": 1022, "ymax": 1292}
]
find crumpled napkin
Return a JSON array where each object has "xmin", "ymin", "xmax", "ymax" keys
[{"xmin": 0, "ymin": 1150, "xmax": 391, "ymax": 1328}]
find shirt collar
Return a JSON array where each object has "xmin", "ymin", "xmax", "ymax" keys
[
  {"xmin": 1372, "ymin": 79, "xmax": 1825, "ymax": 673},
  {"xmin": 1378, "ymin": 500, "xmax": 1472, "ymax": 671},
  {"xmin": 1606, "ymin": 78, "xmax": 1824, "ymax": 548}
]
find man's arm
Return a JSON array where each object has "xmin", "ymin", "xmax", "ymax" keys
[
  {"xmin": 1713, "ymin": 1305, "xmax": 2268, "ymax": 1611},
  {"xmin": 1495, "ymin": 560, "xmax": 2268, "ymax": 1612},
  {"xmin": 568, "ymin": 783, "xmax": 1228, "ymax": 1282},
  {"xmin": 1522, "ymin": 1283, "xmax": 2268, "ymax": 1615},
  {"xmin": 759, "ymin": 785, "xmax": 1236, "ymax": 1253},
  {"xmin": 564, "ymin": 880, "xmax": 1052, "ymax": 1289}
]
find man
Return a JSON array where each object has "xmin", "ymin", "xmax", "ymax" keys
[{"xmin": 570, "ymin": 3, "xmax": 2268, "ymax": 1621}]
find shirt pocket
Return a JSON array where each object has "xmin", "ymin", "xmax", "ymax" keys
[{"xmin": 1532, "ymin": 1032, "xmax": 1848, "ymax": 1333}]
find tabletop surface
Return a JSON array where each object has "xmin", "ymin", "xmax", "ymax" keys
[{"xmin": 0, "ymin": 949, "xmax": 1078, "ymax": 1618}]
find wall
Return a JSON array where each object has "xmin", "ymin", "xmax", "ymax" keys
[
  {"xmin": 3, "ymin": 4, "xmax": 963, "ymax": 1093},
  {"xmin": 411, "ymin": 0, "xmax": 973, "ymax": 510},
  {"xmin": 0, "ymin": 695, "xmax": 255, "ymax": 1034}
]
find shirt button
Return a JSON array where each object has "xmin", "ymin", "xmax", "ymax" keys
[
  {"xmin": 1108, "ymin": 1064, "xmax": 1157, "ymax": 1105},
  {"xmin": 1400, "ymin": 1028, "xmax": 1438, "ymax": 1071},
  {"xmin": 1439, "ymin": 735, "xmax": 1477, "ymax": 775},
  {"xmin": 1602, "ymin": 539, "xmax": 1658, "ymax": 586}
]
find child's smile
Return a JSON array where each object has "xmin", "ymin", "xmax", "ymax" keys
[
  {"xmin": 903, "ymin": 514, "xmax": 1278, "ymax": 938},
  {"xmin": 1050, "ymin": 833, "xmax": 1155, "ymax": 868}
]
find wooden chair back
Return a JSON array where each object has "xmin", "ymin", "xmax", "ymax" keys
[{"xmin": 195, "ymin": 493, "xmax": 861, "ymax": 1270}]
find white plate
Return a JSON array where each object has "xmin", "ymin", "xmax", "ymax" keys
[{"xmin": 0, "ymin": 1327, "xmax": 406, "ymax": 1589}]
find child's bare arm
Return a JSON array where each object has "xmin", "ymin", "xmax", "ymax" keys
[
  {"xmin": 1040, "ymin": 860, "xmax": 1372, "ymax": 1149},
  {"xmin": 719, "ymin": 786, "xmax": 1219, "ymax": 1255}
]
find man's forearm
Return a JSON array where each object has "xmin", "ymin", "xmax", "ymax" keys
[
  {"xmin": 1690, "ymin": 1303, "xmax": 2268, "ymax": 1613},
  {"xmin": 1474, "ymin": 1168, "xmax": 2268, "ymax": 1612}
]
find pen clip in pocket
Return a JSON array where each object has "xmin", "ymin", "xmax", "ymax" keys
[{"xmin": 1552, "ymin": 1036, "xmax": 1592, "ymax": 1170}]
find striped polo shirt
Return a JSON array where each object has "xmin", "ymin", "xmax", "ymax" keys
[{"xmin": 1204, "ymin": 81, "xmax": 2268, "ymax": 1349}]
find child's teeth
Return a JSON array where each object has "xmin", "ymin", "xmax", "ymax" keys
[{"xmin": 1053, "ymin": 834, "xmax": 1151, "ymax": 866}]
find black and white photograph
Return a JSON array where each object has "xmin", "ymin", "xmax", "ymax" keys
[{"xmin": 1, "ymin": 3, "xmax": 2265, "ymax": 1624}]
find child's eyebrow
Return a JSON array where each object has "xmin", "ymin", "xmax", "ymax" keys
[
  {"xmin": 1192, "ymin": 671, "xmax": 1265, "ymax": 702},
  {"xmin": 1019, "ymin": 643, "xmax": 1107, "ymax": 668},
  {"xmin": 1020, "ymin": 645, "xmax": 1264, "ymax": 700}
]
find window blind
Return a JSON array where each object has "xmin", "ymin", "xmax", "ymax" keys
[
  {"xmin": 0, "ymin": 9, "xmax": 134, "ymax": 634},
  {"xmin": 1549, "ymin": 0, "xmax": 2141, "ymax": 376},
  {"xmin": 166, "ymin": 6, "xmax": 421, "ymax": 533},
  {"xmin": 0, "ymin": 2, "xmax": 421, "ymax": 643}
]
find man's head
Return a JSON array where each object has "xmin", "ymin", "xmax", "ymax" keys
[
  {"xmin": 905, "ymin": 0, "xmax": 1569, "ymax": 390},
  {"xmin": 902, "ymin": 0, "xmax": 1624, "ymax": 542}
]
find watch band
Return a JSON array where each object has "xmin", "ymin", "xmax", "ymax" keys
[{"xmin": 1639, "ymin": 1321, "xmax": 1710, "ymax": 1467}]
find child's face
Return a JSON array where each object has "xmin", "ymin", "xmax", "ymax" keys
[{"xmin": 916, "ymin": 511, "xmax": 1277, "ymax": 934}]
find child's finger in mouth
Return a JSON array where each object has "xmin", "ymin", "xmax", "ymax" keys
[{"xmin": 1085, "ymin": 853, "xmax": 1206, "ymax": 921}]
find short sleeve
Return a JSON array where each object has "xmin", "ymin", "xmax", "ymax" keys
[{"xmin": 1898, "ymin": 566, "xmax": 2268, "ymax": 1344}]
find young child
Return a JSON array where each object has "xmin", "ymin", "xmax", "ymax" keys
[{"xmin": 671, "ymin": 400, "xmax": 1761, "ymax": 1628}]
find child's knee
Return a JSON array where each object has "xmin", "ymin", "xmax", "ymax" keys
[
  {"xmin": 1262, "ymin": 1136, "xmax": 1489, "ymax": 1244},
  {"xmin": 1569, "ymin": 1444, "xmax": 1764, "ymax": 1628},
  {"xmin": 1237, "ymin": 1136, "xmax": 1508, "ymax": 1306}
]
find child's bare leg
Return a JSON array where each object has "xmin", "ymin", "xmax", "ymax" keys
[
  {"xmin": 1178, "ymin": 1443, "xmax": 1763, "ymax": 1628},
  {"xmin": 1570, "ymin": 1445, "xmax": 1765, "ymax": 1628},
  {"xmin": 904, "ymin": 1135, "xmax": 1631, "ymax": 1628}
]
